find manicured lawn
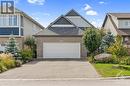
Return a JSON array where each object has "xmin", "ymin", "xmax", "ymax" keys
[{"xmin": 93, "ymin": 63, "xmax": 130, "ymax": 77}]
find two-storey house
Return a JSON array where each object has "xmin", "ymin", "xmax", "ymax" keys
[
  {"xmin": 34, "ymin": 9, "xmax": 94, "ymax": 59},
  {"xmin": 102, "ymin": 13, "xmax": 130, "ymax": 45},
  {"xmin": 0, "ymin": 8, "xmax": 44, "ymax": 51}
]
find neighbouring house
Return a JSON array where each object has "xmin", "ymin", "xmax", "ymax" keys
[
  {"xmin": 34, "ymin": 9, "xmax": 94, "ymax": 59},
  {"xmin": 102, "ymin": 13, "xmax": 130, "ymax": 46},
  {"xmin": 0, "ymin": 8, "xmax": 44, "ymax": 51}
]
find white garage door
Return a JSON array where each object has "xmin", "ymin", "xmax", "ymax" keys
[{"xmin": 43, "ymin": 43, "xmax": 80, "ymax": 58}]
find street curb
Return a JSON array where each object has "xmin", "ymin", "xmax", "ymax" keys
[
  {"xmin": 0, "ymin": 77, "xmax": 129, "ymax": 81},
  {"xmin": 0, "ymin": 78, "xmax": 101, "ymax": 81},
  {"xmin": 101, "ymin": 76, "xmax": 130, "ymax": 80}
]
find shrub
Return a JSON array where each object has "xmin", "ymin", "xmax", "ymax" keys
[
  {"xmin": 0, "ymin": 63, "xmax": 7, "ymax": 73},
  {"xmin": 15, "ymin": 60, "xmax": 22, "ymax": 67},
  {"xmin": 107, "ymin": 35, "xmax": 128, "ymax": 57},
  {"xmin": 88, "ymin": 56, "xmax": 95, "ymax": 63},
  {"xmin": 20, "ymin": 49, "xmax": 33, "ymax": 62},
  {"xmin": 0, "ymin": 53, "xmax": 16, "ymax": 69},
  {"xmin": 24, "ymin": 37, "xmax": 36, "ymax": 58},
  {"xmin": 107, "ymin": 36, "xmax": 128, "ymax": 64},
  {"xmin": 119, "ymin": 56, "xmax": 130, "ymax": 65},
  {"xmin": 125, "ymin": 57, "xmax": 130, "ymax": 65}
]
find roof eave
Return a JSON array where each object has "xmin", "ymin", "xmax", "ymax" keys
[{"xmin": 33, "ymin": 35, "xmax": 82, "ymax": 37}]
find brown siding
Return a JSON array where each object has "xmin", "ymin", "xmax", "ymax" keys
[{"xmin": 35, "ymin": 36, "xmax": 87, "ymax": 59}]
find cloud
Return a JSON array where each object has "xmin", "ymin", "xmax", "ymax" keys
[
  {"xmin": 84, "ymin": 4, "xmax": 98, "ymax": 16},
  {"xmin": 84, "ymin": 4, "xmax": 91, "ymax": 11},
  {"xmin": 86, "ymin": 10, "xmax": 98, "ymax": 16},
  {"xmin": 99, "ymin": 1, "xmax": 105, "ymax": 4},
  {"xmin": 27, "ymin": 0, "xmax": 45, "ymax": 5}
]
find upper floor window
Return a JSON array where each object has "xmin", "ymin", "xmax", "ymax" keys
[
  {"xmin": 125, "ymin": 21, "xmax": 130, "ymax": 27},
  {"xmin": 21, "ymin": 16, "xmax": 23, "ymax": 27},
  {"xmin": 118, "ymin": 20, "xmax": 130, "ymax": 28},
  {"xmin": 0, "ymin": 15, "xmax": 18, "ymax": 26},
  {"xmin": 0, "ymin": 28, "xmax": 19, "ymax": 35}
]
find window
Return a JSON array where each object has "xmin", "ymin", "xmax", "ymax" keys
[
  {"xmin": 125, "ymin": 21, "xmax": 130, "ymax": 26},
  {"xmin": 0, "ymin": 28, "xmax": 19, "ymax": 35},
  {"xmin": 9, "ymin": 15, "xmax": 13, "ymax": 26},
  {"xmin": 0, "ymin": 15, "xmax": 18, "ymax": 26},
  {"xmin": 13, "ymin": 16, "xmax": 17, "ymax": 26},
  {"xmin": 21, "ymin": 16, "xmax": 23, "ymax": 27}
]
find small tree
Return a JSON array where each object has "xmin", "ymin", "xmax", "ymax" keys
[
  {"xmin": 24, "ymin": 37, "xmax": 35, "ymax": 50},
  {"xmin": 100, "ymin": 32, "xmax": 115, "ymax": 52},
  {"xmin": 83, "ymin": 28, "xmax": 101, "ymax": 56},
  {"xmin": 24, "ymin": 37, "xmax": 36, "ymax": 58},
  {"xmin": 5, "ymin": 35, "xmax": 19, "ymax": 58}
]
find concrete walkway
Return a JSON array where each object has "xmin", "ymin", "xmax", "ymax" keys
[{"xmin": 0, "ymin": 61, "xmax": 99, "ymax": 79}]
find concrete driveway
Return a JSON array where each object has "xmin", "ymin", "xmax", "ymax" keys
[{"xmin": 0, "ymin": 61, "xmax": 99, "ymax": 79}]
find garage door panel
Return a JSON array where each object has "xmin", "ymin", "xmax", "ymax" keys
[{"xmin": 43, "ymin": 43, "xmax": 80, "ymax": 58}]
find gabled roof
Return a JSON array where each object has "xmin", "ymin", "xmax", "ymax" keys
[
  {"xmin": 53, "ymin": 16, "xmax": 72, "ymax": 25},
  {"xmin": 65, "ymin": 9, "xmax": 95, "ymax": 28},
  {"xmin": 46, "ymin": 15, "xmax": 78, "ymax": 29},
  {"xmin": 65, "ymin": 9, "xmax": 80, "ymax": 16},
  {"xmin": 35, "ymin": 9, "xmax": 94, "ymax": 36},
  {"xmin": 34, "ymin": 27, "xmax": 85, "ymax": 36},
  {"xmin": 109, "ymin": 13, "xmax": 130, "ymax": 19},
  {"xmin": 35, "ymin": 29, "xmax": 58, "ymax": 36},
  {"xmin": 48, "ymin": 27, "xmax": 80, "ymax": 35}
]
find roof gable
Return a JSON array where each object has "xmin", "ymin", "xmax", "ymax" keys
[
  {"xmin": 53, "ymin": 16, "xmax": 72, "ymax": 25},
  {"xmin": 47, "ymin": 15, "xmax": 78, "ymax": 29},
  {"xmin": 65, "ymin": 9, "xmax": 80, "ymax": 16},
  {"xmin": 65, "ymin": 9, "xmax": 94, "ymax": 28},
  {"xmin": 102, "ymin": 14, "xmax": 118, "ymax": 29}
]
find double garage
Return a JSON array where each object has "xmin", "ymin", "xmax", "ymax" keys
[{"xmin": 35, "ymin": 36, "xmax": 87, "ymax": 59}]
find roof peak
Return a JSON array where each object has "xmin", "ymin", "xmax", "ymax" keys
[{"xmin": 65, "ymin": 9, "xmax": 80, "ymax": 16}]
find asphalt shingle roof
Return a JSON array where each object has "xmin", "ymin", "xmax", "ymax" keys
[
  {"xmin": 109, "ymin": 13, "xmax": 130, "ymax": 18},
  {"xmin": 48, "ymin": 27, "xmax": 80, "ymax": 35},
  {"xmin": 35, "ymin": 9, "xmax": 93, "ymax": 36}
]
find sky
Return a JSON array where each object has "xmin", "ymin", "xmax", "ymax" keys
[{"xmin": 10, "ymin": 0, "xmax": 130, "ymax": 27}]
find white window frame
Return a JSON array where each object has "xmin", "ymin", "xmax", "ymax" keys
[{"xmin": 125, "ymin": 21, "xmax": 130, "ymax": 27}]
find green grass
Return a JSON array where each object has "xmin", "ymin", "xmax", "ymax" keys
[{"xmin": 93, "ymin": 63, "xmax": 130, "ymax": 77}]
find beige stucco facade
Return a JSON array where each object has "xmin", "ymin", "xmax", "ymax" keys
[
  {"xmin": 23, "ymin": 16, "xmax": 42, "ymax": 37},
  {"xmin": 35, "ymin": 36, "xmax": 87, "ymax": 59}
]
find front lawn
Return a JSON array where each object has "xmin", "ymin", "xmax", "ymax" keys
[{"xmin": 93, "ymin": 63, "xmax": 130, "ymax": 77}]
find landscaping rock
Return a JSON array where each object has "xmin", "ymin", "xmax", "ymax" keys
[{"xmin": 94, "ymin": 53, "xmax": 112, "ymax": 61}]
